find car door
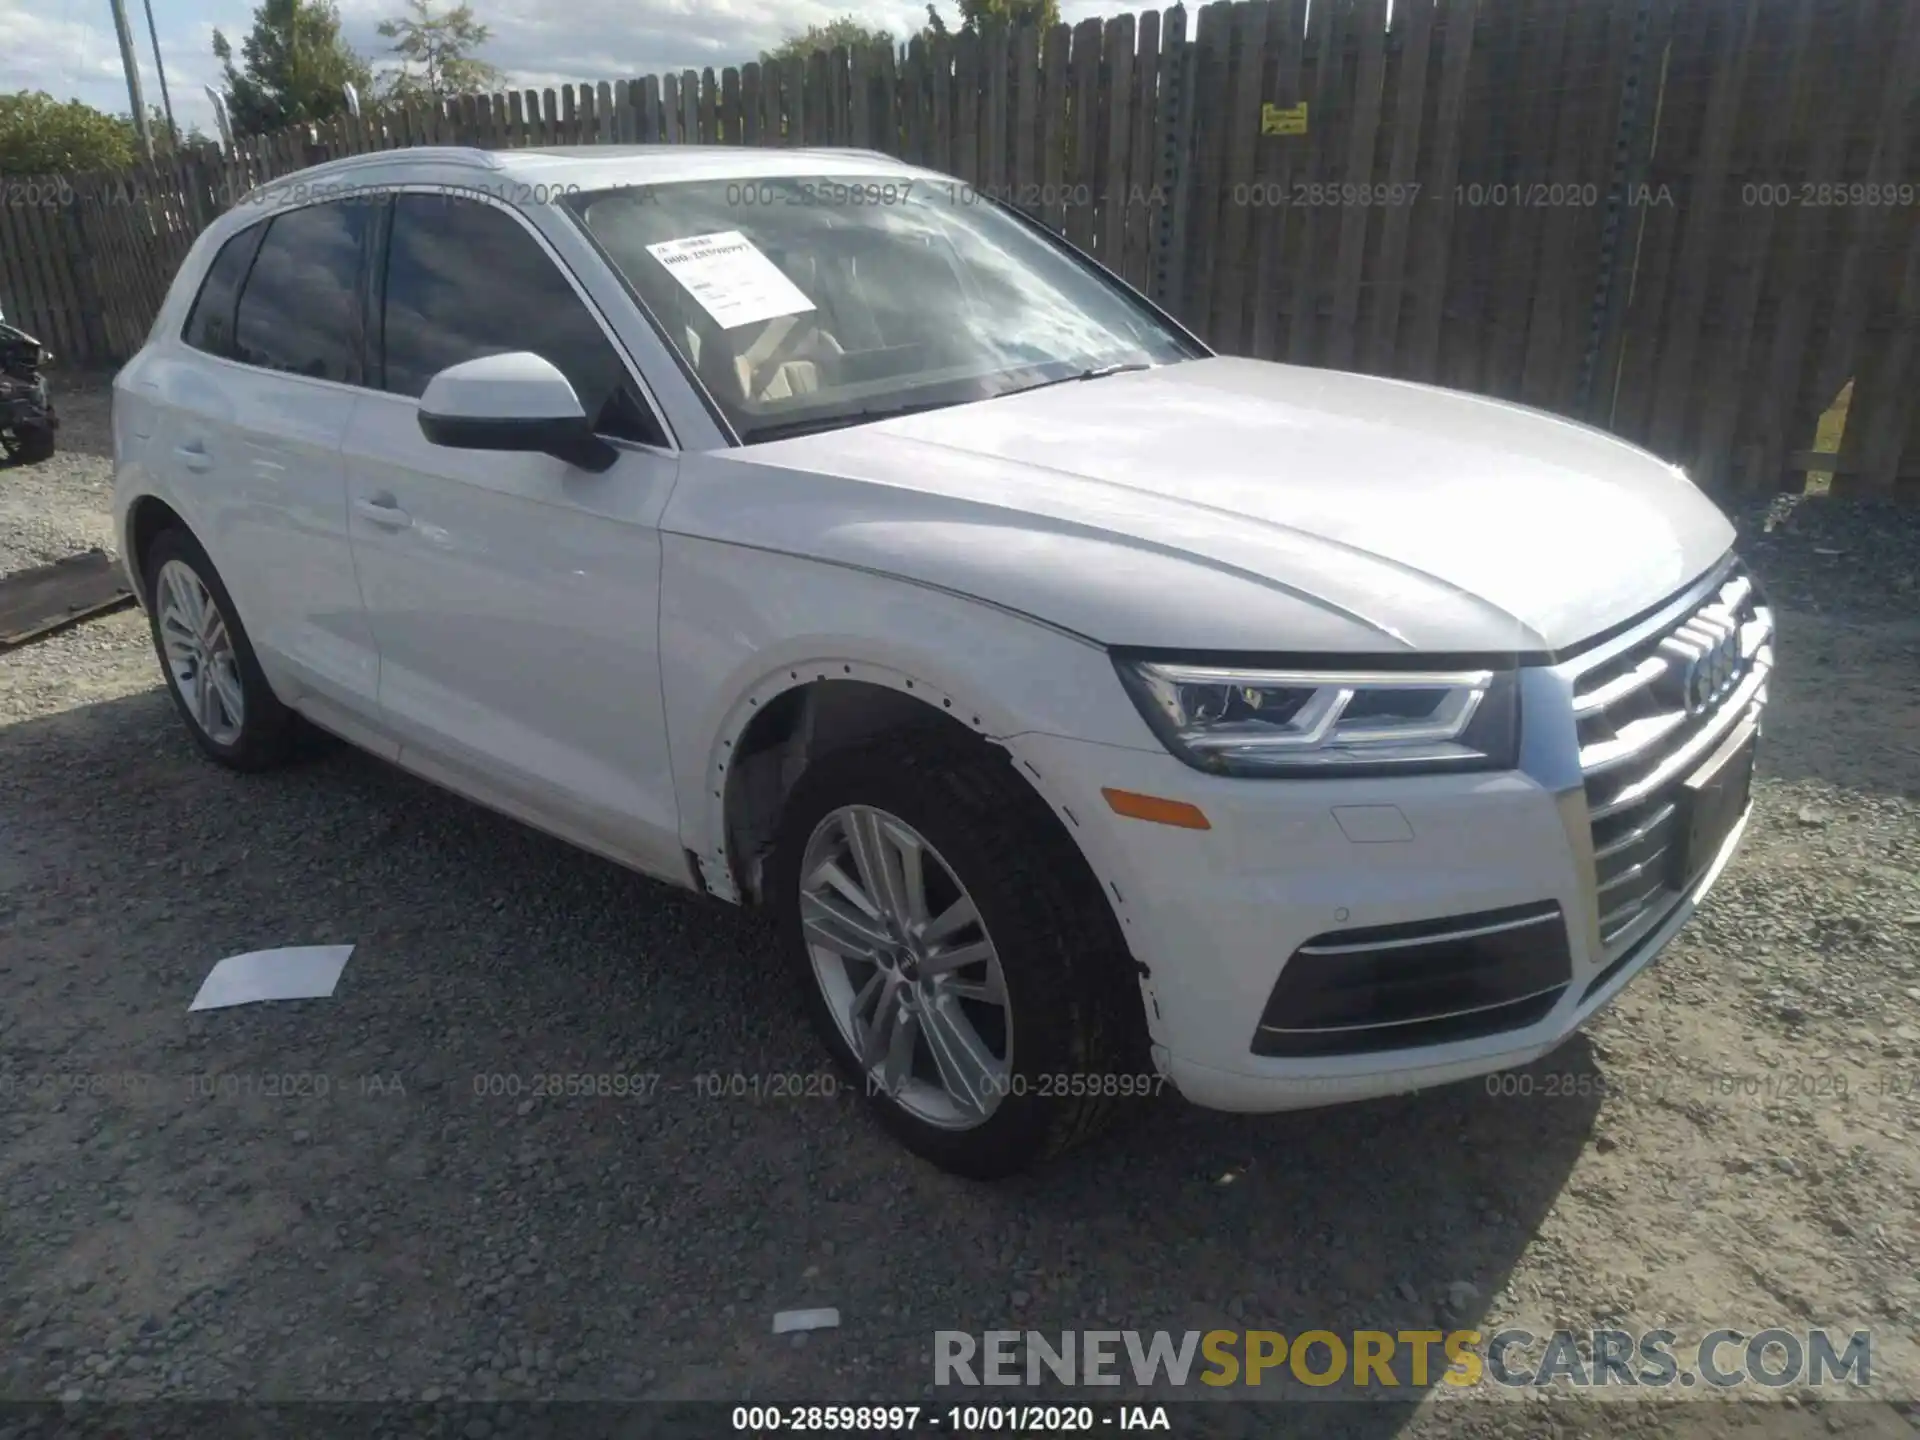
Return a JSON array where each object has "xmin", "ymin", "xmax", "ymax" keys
[
  {"xmin": 342, "ymin": 189, "xmax": 685, "ymax": 880},
  {"xmin": 157, "ymin": 199, "xmax": 384, "ymax": 736}
]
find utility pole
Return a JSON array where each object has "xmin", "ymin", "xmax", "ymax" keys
[
  {"xmin": 141, "ymin": 0, "xmax": 179, "ymax": 146},
  {"xmin": 107, "ymin": 0, "xmax": 156, "ymax": 162}
]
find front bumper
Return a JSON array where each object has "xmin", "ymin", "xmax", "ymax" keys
[{"xmin": 1008, "ymin": 558, "xmax": 1770, "ymax": 1113}]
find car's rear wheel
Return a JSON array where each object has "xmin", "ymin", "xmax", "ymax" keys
[
  {"xmin": 143, "ymin": 527, "xmax": 298, "ymax": 771},
  {"xmin": 771, "ymin": 732, "xmax": 1149, "ymax": 1178}
]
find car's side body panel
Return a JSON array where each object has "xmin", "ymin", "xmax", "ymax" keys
[
  {"xmin": 656, "ymin": 523, "xmax": 1158, "ymax": 885},
  {"xmin": 346, "ymin": 391, "xmax": 688, "ymax": 880},
  {"xmin": 123, "ymin": 345, "xmax": 381, "ymax": 723}
]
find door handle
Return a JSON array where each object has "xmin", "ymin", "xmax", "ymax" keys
[
  {"xmin": 175, "ymin": 441, "xmax": 212, "ymax": 473},
  {"xmin": 353, "ymin": 495, "xmax": 413, "ymax": 530}
]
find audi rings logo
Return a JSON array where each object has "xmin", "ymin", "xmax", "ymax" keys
[{"xmin": 1682, "ymin": 628, "xmax": 1740, "ymax": 714}]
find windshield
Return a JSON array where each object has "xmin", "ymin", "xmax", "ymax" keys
[{"xmin": 563, "ymin": 176, "xmax": 1199, "ymax": 444}]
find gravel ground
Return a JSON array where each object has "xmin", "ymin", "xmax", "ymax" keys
[{"xmin": 3, "ymin": 377, "xmax": 1919, "ymax": 1439}]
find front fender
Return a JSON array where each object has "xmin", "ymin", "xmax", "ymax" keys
[{"xmin": 659, "ymin": 532, "xmax": 1162, "ymax": 890}]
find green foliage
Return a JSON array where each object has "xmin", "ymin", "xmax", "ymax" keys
[
  {"xmin": 0, "ymin": 91, "xmax": 136, "ymax": 174},
  {"xmin": 760, "ymin": 14, "xmax": 895, "ymax": 65},
  {"xmin": 212, "ymin": 0, "xmax": 374, "ymax": 136},
  {"xmin": 377, "ymin": 0, "xmax": 505, "ymax": 100},
  {"xmin": 923, "ymin": 0, "xmax": 1061, "ymax": 39}
]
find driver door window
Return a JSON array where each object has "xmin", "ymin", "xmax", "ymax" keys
[{"xmin": 377, "ymin": 192, "xmax": 664, "ymax": 446}]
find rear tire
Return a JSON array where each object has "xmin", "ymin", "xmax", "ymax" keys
[
  {"xmin": 143, "ymin": 527, "xmax": 299, "ymax": 772},
  {"xmin": 770, "ymin": 731, "xmax": 1150, "ymax": 1178}
]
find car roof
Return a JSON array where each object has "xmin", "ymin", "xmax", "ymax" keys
[{"xmin": 236, "ymin": 144, "xmax": 933, "ymax": 209}]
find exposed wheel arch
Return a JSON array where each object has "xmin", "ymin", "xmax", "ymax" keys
[
  {"xmin": 719, "ymin": 678, "xmax": 993, "ymax": 906},
  {"xmin": 126, "ymin": 495, "xmax": 190, "ymax": 602}
]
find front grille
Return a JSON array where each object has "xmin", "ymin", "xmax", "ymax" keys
[{"xmin": 1569, "ymin": 563, "xmax": 1774, "ymax": 957}]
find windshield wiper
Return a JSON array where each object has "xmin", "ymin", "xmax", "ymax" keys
[
  {"xmin": 742, "ymin": 398, "xmax": 965, "ymax": 445},
  {"xmin": 994, "ymin": 360, "xmax": 1154, "ymax": 399}
]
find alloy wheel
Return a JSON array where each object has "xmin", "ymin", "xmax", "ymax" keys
[
  {"xmin": 156, "ymin": 558, "xmax": 246, "ymax": 746},
  {"xmin": 798, "ymin": 804, "xmax": 1013, "ymax": 1130}
]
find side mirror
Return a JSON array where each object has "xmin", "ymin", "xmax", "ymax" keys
[{"xmin": 417, "ymin": 352, "xmax": 617, "ymax": 473}]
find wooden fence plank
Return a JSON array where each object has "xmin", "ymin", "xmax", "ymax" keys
[
  {"xmin": 1101, "ymin": 15, "xmax": 1137, "ymax": 273},
  {"xmin": 804, "ymin": 53, "xmax": 828, "ymax": 146},
  {"xmin": 721, "ymin": 67, "xmax": 741, "ymax": 145},
  {"xmin": 1365, "ymin": 0, "xmax": 1433, "ymax": 372},
  {"xmin": 1326, "ymin": 0, "xmax": 1388, "ymax": 371},
  {"xmin": 1515, "ymin": 0, "xmax": 1603, "ymax": 410},
  {"xmin": 681, "ymin": 70, "xmax": 701, "ymax": 143},
  {"xmin": 1817, "ymin": 0, "xmax": 1920, "ymax": 493},
  {"xmin": 1123, "ymin": 11, "xmax": 1162, "ymax": 294},
  {"xmin": 1013, "ymin": 25, "xmax": 1041, "ymax": 200},
  {"xmin": 1066, "ymin": 18, "xmax": 1104, "ymax": 249},
  {"xmin": 1647, "ymin": 0, "xmax": 1753, "ymax": 464},
  {"xmin": 1249, "ymin": 0, "xmax": 1305, "ymax": 358},
  {"xmin": 1603, "ymin": 0, "xmax": 1690, "ymax": 440},
  {"xmin": 741, "ymin": 65, "xmax": 761, "ymax": 146},
  {"xmin": 662, "ymin": 74, "xmax": 681, "ymax": 143},
  {"xmin": 1285, "ymin": 0, "xmax": 1349, "ymax": 364},
  {"xmin": 1843, "ymin": 217, "xmax": 1920, "ymax": 493},
  {"xmin": 1208, "ymin": 3, "xmax": 1264, "ymax": 352},
  {"xmin": 1040, "ymin": 25, "xmax": 1069, "ymax": 225},
  {"xmin": 856, "ymin": 44, "xmax": 879, "ymax": 153},
  {"xmin": 1479, "ymin": 0, "xmax": 1565, "ymax": 398},
  {"xmin": 1184, "ymin": 2, "xmax": 1233, "ymax": 336},
  {"xmin": 876, "ymin": 43, "xmax": 899, "ymax": 155},
  {"xmin": 984, "ymin": 26, "xmax": 1010, "ymax": 195},
  {"xmin": 954, "ymin": 33, "xmax": 981, "ymax": 185}
]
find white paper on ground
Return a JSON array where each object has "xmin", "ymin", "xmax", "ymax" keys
[
  {"xmin": 645, "ymin": 231, "xmax": 816, "ymax": 330},
  {"xmin": 188, "ymin": 945, "xmax": 354, "ymax": 1011},
  {"xmin": 771, "ymin": 1308, "xmax": 841, "ymax": 1335}
]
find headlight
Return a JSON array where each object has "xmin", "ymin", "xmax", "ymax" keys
[{"xmin": 1113, "ymin": 658, "xmax": 1520, "ymax": 776}]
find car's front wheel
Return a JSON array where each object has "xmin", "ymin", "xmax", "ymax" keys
[
  {"xmin": 771, "ymin": 732, "xmax": 1148, "ymax": 1178},
  {"xmin": 143, "ymin": 527, "xmax": 298, "ymax": 771}
]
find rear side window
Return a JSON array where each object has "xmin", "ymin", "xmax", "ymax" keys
[
  {"xmin": 378, "ymin": 192, "xmax": 663, "ymax": 445},
  {"xmin": 181, "ymin": 223, "xmax": 267, "ymax": 359},
  {"xmin": 232, "ymin": 200, "xmax": 369, "ymax": 383}
]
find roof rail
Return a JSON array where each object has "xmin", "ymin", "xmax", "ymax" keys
[{"xmin": 237, "ymin": 145, "xmax": 504, "ymax": 205}]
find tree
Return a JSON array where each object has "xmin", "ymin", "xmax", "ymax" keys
[
  {"xmin": 760, "ymin": 15, "xmax": 894, "ymax": 65},
  {"xmin": 923, "ymin": 0, "xmax": 1060, "ymax": 38},
  {"xmin": 122, "ymin": 105, "xmax": 218, "ymax": 156},
  {"xmin": 0, "ymin": 91, "xmax": 135, "ymax": 174},
  {"xmin": 212, "ymin": 0, "xmax": 374, "ymax": 136},
  {"xmin": 377, "ymin": 0, "xmax": 505, "ymax": 100}
]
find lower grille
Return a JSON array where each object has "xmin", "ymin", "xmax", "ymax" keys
[
  {"xmin": 1252, "ymin": 902, "xmax": 1570, "ymax": 1057},
  {"xmin": 1569, "ymin": 562, "xmax": 1773, "ymax": 956}
]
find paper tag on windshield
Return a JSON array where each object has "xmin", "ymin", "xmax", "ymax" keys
[{"xmin": 645, "ymin": 231, "xmax": 816, "ymax": 330}]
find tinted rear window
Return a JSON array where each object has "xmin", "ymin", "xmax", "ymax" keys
[{"xmin": 233, "ymin": 200, "xmax": 368, "ymax": 383}]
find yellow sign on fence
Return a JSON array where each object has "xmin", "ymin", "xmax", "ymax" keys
[{"xmin": 1262, "ymin": 101, "xmax": 1308, "ymax": 135}]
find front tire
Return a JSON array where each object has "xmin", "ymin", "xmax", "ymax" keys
[
  {"xmin": 143, "ymin": 527, "xmax": 298, "ymax": 771},
  {"xmin": 771, "ymin": 732, "xmax": 1149, "ymax": 1178}
]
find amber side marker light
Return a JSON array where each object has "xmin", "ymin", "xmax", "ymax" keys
[{"xmin": 1101, "ymin": 787, "xmax": 1212, "ymax": 830}]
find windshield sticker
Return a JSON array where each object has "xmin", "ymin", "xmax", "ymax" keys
[{"xmin": 644, "ymin": 231, "xmax": 817, "ymax": 330}]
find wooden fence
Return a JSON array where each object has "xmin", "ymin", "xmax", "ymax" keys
[{"xmin": 4, "ymin": 0, "xmax": 1919, "ymax": 499}]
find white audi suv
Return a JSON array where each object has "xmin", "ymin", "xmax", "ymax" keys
[{"xmin": 111, "ymin": 144, "xmax": 1772, "ymax": 1176}]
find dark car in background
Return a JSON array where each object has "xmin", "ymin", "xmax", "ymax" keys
[{"xmin": 0, "ymin": 304, "xmax": 57, "ymax": 466}]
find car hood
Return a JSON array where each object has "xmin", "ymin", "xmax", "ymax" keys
[{"xmin": 681, "ymin": 356, "xmax": 1734, "ymax": 654}]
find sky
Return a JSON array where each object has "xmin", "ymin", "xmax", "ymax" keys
[{"xmin": 2, "ymin": 0, "xmax": 1143, "ymax": 142}]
